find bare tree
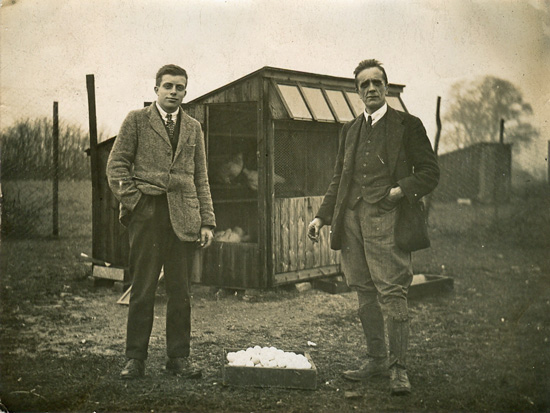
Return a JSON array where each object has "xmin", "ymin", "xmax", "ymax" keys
[{"xmin": 443, "ymin": 76, "xmax": 538, "ymax": 149}]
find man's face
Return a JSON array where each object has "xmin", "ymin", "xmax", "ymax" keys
[
  {"xmin": 155, "ymin": 74, "xmax": 187, "ymax": 113},
  {"xmin": 355, "ymin": 67, "xmax": 387, "ymax": 114}
]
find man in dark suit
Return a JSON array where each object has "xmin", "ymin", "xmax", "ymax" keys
[
  {"xmin": 107, "ymin": 64, "xmax": 216, "ymax": 380},
  {"xmin": 308, "ymin": 59, "xmax": 439, "ymax": 395}
]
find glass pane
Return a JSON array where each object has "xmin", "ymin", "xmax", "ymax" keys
[
  {"xmin": 326, "ymin": 90, "xmax": 354, "ymax": 122},
  {"xmin": 345, "ymin": 91, "xmax": 365, "ymax": 116},
  {"xmin": 277, "ymin": 84, "xmax": 312, "ymax": 119},
  {"xmin": 302, "ymin": 87, "xmax": 334, "ymax": 121},
  {"xmin": 386, "ymin": 96, "xmax": 405, "ymax": 112}
]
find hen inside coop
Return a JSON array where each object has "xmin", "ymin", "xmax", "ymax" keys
[
  {"xmin": 207, "ymin": 103, "xmax": 260, "ymax": 244},
  {"xmin": 206, "ymin": 101, "xmax": 340, "ymax": 247}
]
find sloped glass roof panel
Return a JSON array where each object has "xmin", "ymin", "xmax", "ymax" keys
[
  {"xmin": 345, "ymin": 91, "xmax": 365, "ymax": 116},
  {"xmin": 301, "ymin": 87, "xmax": 334, "ymax": 121},
  {"xmin": 277, "ymin": 84, "xmax": 312, "ymax": 120},
  {"xmin": 386, "ymin": 96, "xmax": 405, "ymax": 112},
  {"xmin": 326, "ymin": 90, "xmax": 354, "ymax": 122}
]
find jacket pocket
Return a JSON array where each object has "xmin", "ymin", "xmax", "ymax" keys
[{"xmin": 182, "ymin": 196, "xmax": 201, "ymax": 234}]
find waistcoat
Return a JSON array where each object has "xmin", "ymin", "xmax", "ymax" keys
[{"xmin": 347, "ymin": 114, "xmax": 393, "ymax": 208}]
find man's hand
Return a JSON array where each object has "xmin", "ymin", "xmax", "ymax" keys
[
  {"xmin": 199, "ymin": 227, "xmax": 214, "ymax": 248},
  {"xmin": 387, "ymin": 186, "xmax": 404, "ymax": 203},
  {"xmin": 307, "ymin": 218, "xmax": 324, "ymax": 243}
]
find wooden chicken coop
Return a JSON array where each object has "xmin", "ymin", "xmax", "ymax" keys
[{"xmin": 182, "ymin": 66, "xmax": 408, "ymax": 289}]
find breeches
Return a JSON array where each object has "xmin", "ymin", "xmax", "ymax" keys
[
  {"xmin": 340, "ymin": 199, "xmax": 412, "ymax": 320},
  {"xmin": 125, "ymin": 194, "xmax": 197, "ymax": 360}
]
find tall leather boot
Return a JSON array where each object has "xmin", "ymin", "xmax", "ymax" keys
[
  {"xmin": 388, "ymin": 317, "xmax": 411, "ymax": 395},
  {"xmin": 342, "ymin": 301, "xmax": 388, "ymax": 381}
]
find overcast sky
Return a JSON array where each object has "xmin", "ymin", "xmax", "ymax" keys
[{"xmin": 1, "ymin": 0, "xmax": 549, "ymax": 175}]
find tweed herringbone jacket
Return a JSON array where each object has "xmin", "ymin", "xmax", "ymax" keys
[{"xmin": 106, "ymin": 103, "xmax": 216, "ymax": 241}]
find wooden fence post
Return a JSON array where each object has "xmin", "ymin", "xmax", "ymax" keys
[
  {"xmin": 493, "ymin": 119, "xmax": 505, "ymax": 224},
  {"xmin": 425, "ymin": 96, "xmax": 442, "ymax": 217},
  {"xmin": 86, "ymin": 75, "xmax": 100, "ymax": 259},
  {"xmin": 52, "ymin": 101, "xmax": 59, "ymax": 237}
]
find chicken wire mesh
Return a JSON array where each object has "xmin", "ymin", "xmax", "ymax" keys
[
  {"xmin": 1, "ymin": 103, "xmax": 547, "ymax": 242},
  {"xmin": 273, "ymin": 125, "xmax": 338, "ymax": 198}
]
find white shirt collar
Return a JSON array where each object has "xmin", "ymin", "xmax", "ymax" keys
[
  {"xmin": 363, "ymin": 103, "xmax": 388, "ymax": 126},
  {"xmin": 155, "ymin": 102, "xmax": 180, "ymax": 121}
]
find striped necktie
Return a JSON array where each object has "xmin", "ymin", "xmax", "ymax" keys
[{"xmin": 166, "ymin": 113, "xmax": 175, "ymax": 138}]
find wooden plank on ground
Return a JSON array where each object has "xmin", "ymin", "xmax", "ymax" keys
[
  {"xmin": 117, "ymin": 270, "xmax": 165, "ymax": 305},
  {"xmin": 273, "ymin": 265, "xmax": 341, "ymax": 285},
  {"xmin": 93, "ymin": 265, "xmax": 124, "ymax": 281}
]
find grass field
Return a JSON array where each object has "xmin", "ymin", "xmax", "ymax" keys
[{"xmin": 1, "ymin": 180, "xmax": 549, "ymax": 412}]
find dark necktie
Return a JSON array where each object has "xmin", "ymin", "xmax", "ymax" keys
[
  {"xmin": 365, "ymin": 115, "xmax": 373, "ymax": 134},
  {"xmin": 166, "ymin": 113, "xmax": 175, "ymax": 138}
]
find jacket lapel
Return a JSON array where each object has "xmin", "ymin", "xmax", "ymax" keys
[
  {"xmin": 385, "ymin": 107, "xmax": 405, "ymax": 175},
  {"xmin": 173, "ymin": 110, "xmax": 192, "ymax": 160},
  {"xmin": 343, "ymin": 115, "xmax": 363, "ymax": 170},
  {"xmin": 148, "ymin": 103, "xmax": 172, "ymax": 146}
]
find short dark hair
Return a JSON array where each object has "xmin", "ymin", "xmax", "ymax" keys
[
  {"xmin": 353, "ymin": 59, "xmax": 388, "ymax": 86},
  {"xmin": 155, "ymin": 64, "xmax": 188, "ymax": 86}
]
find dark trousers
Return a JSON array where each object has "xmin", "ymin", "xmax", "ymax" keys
[{"xmin": 125, "ymin": 194, "xmax": 196, "ymax": 360}]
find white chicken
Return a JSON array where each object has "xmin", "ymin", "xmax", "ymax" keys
[
  {"xmin": 211, "ymin": 152, "xmax": 244, "ymax": 185},
  {"xmin": 241, "ymin": 167, "xmax": 285, "ymax": 191}
]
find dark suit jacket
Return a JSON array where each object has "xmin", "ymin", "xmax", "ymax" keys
[
  {"xmin": 106, "ymin": 103, "xmax": 216, "ymax": 242},
  {"xmin": 316, "ymin": 106, "xmax": 439, "ymax": 250}
]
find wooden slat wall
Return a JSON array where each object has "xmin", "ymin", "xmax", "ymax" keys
[
  {"xmin": 273, "ymin": 196, "xmax": 340, "ymax": 274},
  {"xmin": 200, "ymin": 242, "xmax": 262, "ymax": 288},
  {"xmin": 92, "ymin": 139, "xmax": 130, "ymax": 270}
]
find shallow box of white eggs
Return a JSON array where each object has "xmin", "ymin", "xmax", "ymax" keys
[{"xmin": 222, "ymin": 347, "xmax": 317, "ymax": 390}]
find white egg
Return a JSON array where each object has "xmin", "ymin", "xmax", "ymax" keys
[
  {"xmin": 233, "ymin": 359, "xmax": 247, "ymax": 367},
  {"xmin": 227, "ymin": 352, "xmax": 237, "ymax": 363},
  {"xmin": 245, "ymin": 360, "xmax": 254, "ymax": 367}
]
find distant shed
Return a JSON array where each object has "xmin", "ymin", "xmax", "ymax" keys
[
  {"xmin": 432, "ymin": 142, "xmax": 512, "ymax": 203},
  {"xmin": 90, "ymin": 66, "xmax": 409, "ymax": 289}
]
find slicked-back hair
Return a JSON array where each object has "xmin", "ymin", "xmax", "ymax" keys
[
  {"xmin": 353, "ymin": 59, "xmax": 388, "ymax": 86},
  {"xmin": 155, "ymin": 64, "xmax": 188, "ymax": 86}
]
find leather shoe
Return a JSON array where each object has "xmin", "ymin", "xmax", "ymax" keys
[
  {"xmin": 165, "ymin": 358, "xmax": 202, "ymax": 379},
  {"xmin": 390, "ymin": 366, "xmax": 411, "ymax": 395},
  {"xmin": 342, "ymin": 357, "xmax": 388, "ymax": 381},
  {"xmin": 120, "ymin": 359, "xmax": 144, "ymax": 380}
]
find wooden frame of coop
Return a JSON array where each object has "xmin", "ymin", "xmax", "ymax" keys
[
  {"xmin": 183, "ymin": 66, "xmax": 407, "ymax": 289},
  {"xmin": 89, "ymin": 67, "xmax": 408, "ymax": 290}
]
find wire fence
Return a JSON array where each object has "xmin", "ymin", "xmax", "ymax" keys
[
  {"xmin": 0, "ymin": 101, "xmax": 548, "ymax": 247},
  {"xmin": 1, "ymin": 102, "xmax": 95, "ymax": 238}
]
